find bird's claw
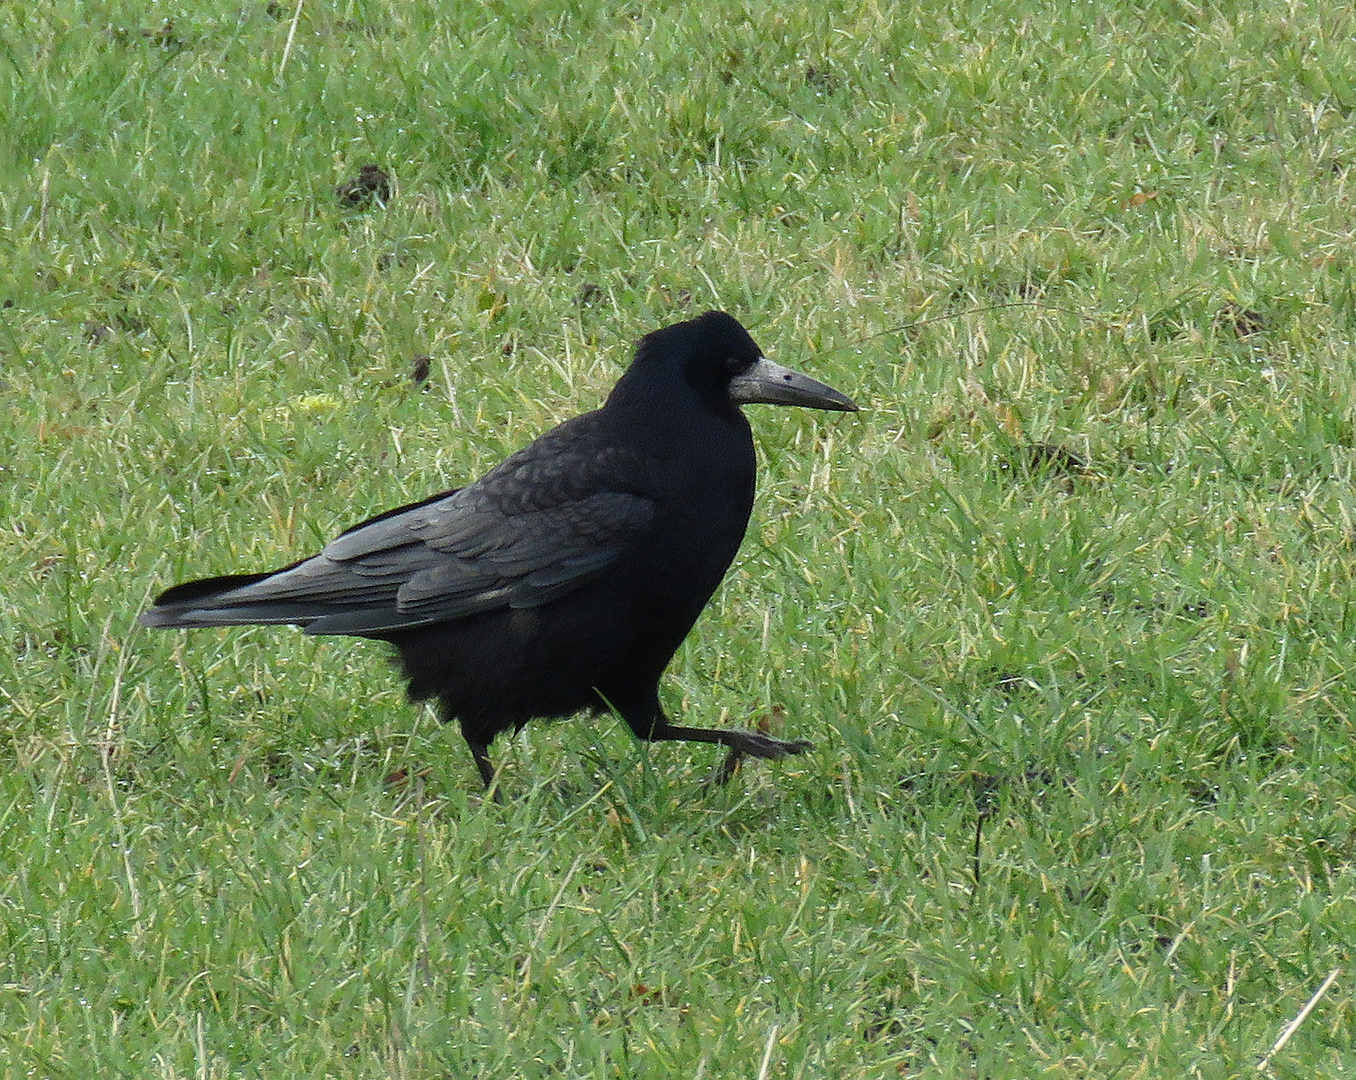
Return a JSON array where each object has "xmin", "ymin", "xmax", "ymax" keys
[
  {"xmin": 724, "ymin": 730, "xmax": 813, "ymax": 760},
  {"xmin": 709, "ymin": 731, "xmax": 812, "ymax": 786}
]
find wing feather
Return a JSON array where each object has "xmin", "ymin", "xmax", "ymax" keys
[{"xmin": 148, "ymin": 420, "xmax": 661, "ymax": 636}]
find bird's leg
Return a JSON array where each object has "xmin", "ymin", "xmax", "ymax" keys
[
  {"xmin": 465, "ymin": 737, "xmax": 505, "ymax": 804},
  {"xmin": 656, "ymin": 722, "xmax": 813, "ymax": 760},
  {"xmin": 613, "ymin": 696, "xmax": 811, "ymax": 781}
]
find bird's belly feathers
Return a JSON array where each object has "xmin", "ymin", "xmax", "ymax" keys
[{"xmin": 387, "ymin": 509, "xmax": 745, "ymax": 734}]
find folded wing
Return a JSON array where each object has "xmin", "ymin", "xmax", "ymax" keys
[{"xmin": 141, "ymin": 424, "xmax": 658, "ymax": 636}]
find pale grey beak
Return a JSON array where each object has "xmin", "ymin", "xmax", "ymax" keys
[{"xmin": 728, "ymin": 357, "xmax": 859, "ymax": 412}]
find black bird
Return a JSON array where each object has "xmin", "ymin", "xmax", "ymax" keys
[{"xmin": 141, "ymin": 312, "xmax": 858, "ymax": 794}]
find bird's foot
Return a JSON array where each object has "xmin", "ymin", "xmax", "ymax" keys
[
  {"xmin": 709, "ymin": 732, "xmax": 812, "ymax": 786},
  {"xmin": 711, "ymin": 749, "xmax": 743, "ymax": 786},
  {"xmin": 722, "ymin": 730, "xmax": 813, "ymax": 759}
]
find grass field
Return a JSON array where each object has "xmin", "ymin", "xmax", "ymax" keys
[{"xmin": 5, "ymin": 0, "xmax": 1356, "ymax": 1075}]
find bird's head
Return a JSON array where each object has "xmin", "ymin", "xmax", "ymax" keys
[{"xmin": 611, "ymin": 310, "xmax": 859, "ymax": 416}]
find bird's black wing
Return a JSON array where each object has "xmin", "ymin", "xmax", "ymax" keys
[{"xmin": 143, "ymin": 420, "xmax": 658, "ymax": 636}]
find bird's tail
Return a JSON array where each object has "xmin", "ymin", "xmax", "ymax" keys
[{"xmin": 139, "ymin": 568, "xmax": 320, "ymax": 629}]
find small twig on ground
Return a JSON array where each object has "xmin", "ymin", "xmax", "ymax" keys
[
  {"xmin": 755, "ymin": 1024, "xmax": 779, "ymax": 1080},
  {"xmin": 279, "ymin": 0, "xmax": 304, "ymax": 77},
  {"xmin": 1256, "ymin": 967, "xmax": 1340, "ymax": 1072}
]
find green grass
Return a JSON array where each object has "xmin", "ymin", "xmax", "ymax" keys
[{"xmin": 4, "ymin": 0, "xmax": 1356, "ymax": 1074}]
